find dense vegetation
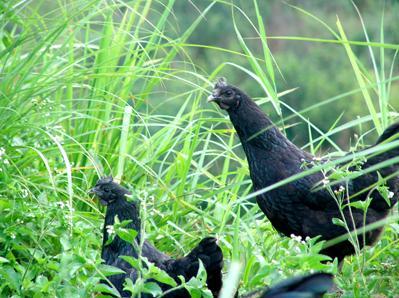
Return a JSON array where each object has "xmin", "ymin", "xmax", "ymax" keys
[{"xmin": 0, "ymin": 1, "xmax": 398, "ymax": 297}]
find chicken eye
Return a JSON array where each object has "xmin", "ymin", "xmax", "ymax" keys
[
  {"xmin": 103, "ymin": 187, "xmax": 110, "ymax": 192},
  {"xmin": 225, "ymin": 90, "xmax": 233, "ymax": 97}
]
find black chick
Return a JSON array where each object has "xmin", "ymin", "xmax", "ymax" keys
[
  {"xmin": 258, "ymin": 273, "xmax": 334, "ymax": 298},
  {"xmin": 208, "ymin": 78, "xmax": 398, "ymax": 262},
  {"xmin": 90, "ymin": 177, "xmax": 223, "ymax": 297}
]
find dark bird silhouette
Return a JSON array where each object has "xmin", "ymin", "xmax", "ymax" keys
[
  {"xmin": 208, "ymin": 78, "xmax": 398, "ymax": 262},
  {"xmin": 90, "ymin": 177, "xmax": 223, "ymax": 297},
  {"xmin": 258, "ymin": 273, "xmax": 334, "ymax": 298}
]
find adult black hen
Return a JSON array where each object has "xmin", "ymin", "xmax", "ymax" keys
[
  {"xmin": 208, "ymin": 78, "xmax": 399, "ymax": 262},
  {"xmin": 90, "ymin": 177, "xmax": 223, "ymax": 298}
]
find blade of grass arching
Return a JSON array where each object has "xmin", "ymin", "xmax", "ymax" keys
[
  {"xmin": 141, "ymin": 1, "xmax": 215, "ymax": 97},
  {"xmin": 302, "ymin": 114, "xmax": 373, "ymax": 151},
  {"xmin": 25, "ymin": 146, "xmax": 57, "ymax": 193},
  {"xmin": 336, "ymin": 17, "xmax": 382, "ymax": 135},
  {"xmin": 190, "ymin": 126, "xmax": 211, "ymax": 191},
  {"xmin": 314, "ymin": 112, "xmax": 344, "ymax": 153},
  {"xmin": 253, "ymin": 0, "xmax": 276, "ymax": 89},
  {"xmin": 175, "ymin": 115, "xmax": 200, "ymax": 199},
  {"xmin": 117, "ymin": 0, "xmax": 149, "ymax": 100},
  {"xmin": 286, "ymin": 3, "xmax": 340, "ymax": 39},
  {"xmin": 386, "ymin": 50, "xmax": 398, "ymax": 105},
  {"xmin": 150, "ymin": 99, "xmax": 191, "ymax": 158},
  {"xmin": 107, "ymin": 2, "xmax": 147, "ymax": 99},
  {"xmin": 4, "ymin": 23, "xmax": 68, "ymax": 97},
  {"xmin": 136, "ymin": 0, "xmax": 178, "ymax": 99},
  {"xmin": 379, "ymin": 8, "xmax": 388, "ymax": 127},
  {"xmin": 92, "ymin": 14, "xmax": 115, "ymax": 115},
  {"xmin": 115, "ymin": 105, "xmax": 133, "ymax": 183},
  {"xmin": 265, "ymin": 36, "xmax": 399, "ymax": 50},
  {"xmin": 352, "ymin": 1, "xmax": 387, "ymax": 129},
  {"xmin": 225, "ymin": 61, "xmax": 280, "ymax": 116},
  {"xmin": 307, "ymin": 120, "xmax": 318, "ymax": 155},
  {"xmin": 66, "ymin": 28, "xmax": 75, "ymax": 134},
  {"xmin": 278, "ymin": 101, "xmax": 343, "ymax": 153},
  {"xmin": 220, "ymin": 132, "xmax": 236, "ymax": 205},
  {"xmin": 42, "ymin": 129, "xmax": 74, "ymax": 234},
  {"xmin": 232, "ymin": 11, "xmax": 280, "ymax": 115}
]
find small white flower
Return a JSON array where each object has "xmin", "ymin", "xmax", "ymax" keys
[
  {"xmin": 388, "ymin": 191, "xmax": 394, "ymax": 199},
  {"xmin": 322, "ymin": 178, "xmax": 330, "ymax": 186},
  {"xmin": 313, "ymin": 156, "xmax": 322, "ymax": 162},
  {"xmin": 106, "ymin": 225, "xmax": 115, "ymax": 235},
  {"xmin": 3, "ymin": 159, "xmax": 9, "ymax": 165},
  {"xmin": 290, "ymin": 234, "xmax": 302, "ymax": 242},
  {"xmin": 305, "ymin": 236, "xmax": 311, "ymax": 242},
  {"xmin": 10, "ymin": 233, "xmax": 16, "ymax": 239},
  {"xmin": 57, "ymin": 201, "xmax": 66, "ymax": 209},
  {"xmin": 0, "ymin": 147, "xmax": 5, "ymax": 159},
  {"xmin": 21, "ymin": 189, "xmax": 29, "ymax": 198},
  {"xmin": 339, "ymin": 185, "xmax": 345, "ymax": 192}
]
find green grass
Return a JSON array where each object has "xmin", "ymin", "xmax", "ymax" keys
[{"xmin": 0, "ymin": 1, "xmax": 398, "ymax": 297}]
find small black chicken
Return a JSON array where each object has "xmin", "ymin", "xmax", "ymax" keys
[
  {"xmin": 208, "ymin": 78, "xmax": 398, "ymax": 262},
  {"xmin": 90, "ymin": 177, "xmax": 223, "ymax": 297}
]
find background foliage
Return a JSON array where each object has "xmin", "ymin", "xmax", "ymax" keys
[{"xmin": 0, "ymin": 0, "xmax": 398, "ymax": 297}]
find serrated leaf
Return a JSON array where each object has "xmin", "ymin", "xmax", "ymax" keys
[
  {"xmin": 349, "ymin": 199, "xmax": 371, "ymax": 211},
  {"xmin": 119, "ymin": 255, "xmax": 140, "ymax": 269},
  {"xmin": 142, "ymin": 282, "xmax": 163, "ymax": 296},
  {"xmin": 99, "ymin": 264, "xmax": 126, "ymax": 276},
  {"xmin": 147, "ymin": 264, "xmax": 177, "ymax": 287},
  {"xmin": 116, "ymin": 228, "xmax": 138, "ymax": 244},
  {"xmin": 93, "ymin": 283, "xmax": 121, "ymax": 297},
  {"xmin": 332, "ymin": 217, "xmax": 346, "ymax": 228}
]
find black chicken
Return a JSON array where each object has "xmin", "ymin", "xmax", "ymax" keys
[
  {"xmin": 240, "ymin": 273, "xmax": 333, "ymax": 298},
  {"xmin": 89, "ymin": 177, "xmax": 223, "ymax": 297},
  {"xmin": 258, "ymin": 272, "xmax": 334, "ymax": 298},
  {"xmin": 208, "ymin": 78, "xmax": 398, "ymax": 262}
]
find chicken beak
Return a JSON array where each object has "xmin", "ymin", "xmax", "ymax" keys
[
  {"xmin": 207, "ymin": 94, "xmax": 218, "ymax": 103},
  {"xmin": 88, "ymin": 187, "xmax": 97, "ymax": 195}
]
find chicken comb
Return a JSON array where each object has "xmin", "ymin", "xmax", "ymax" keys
[
  {"xmin": 215, "ymin": 77, "xmax": 227, "ymax": 88},
  {"xmin": 98, "ymin": 175, "xmax": 113, "ymax": 185}
]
